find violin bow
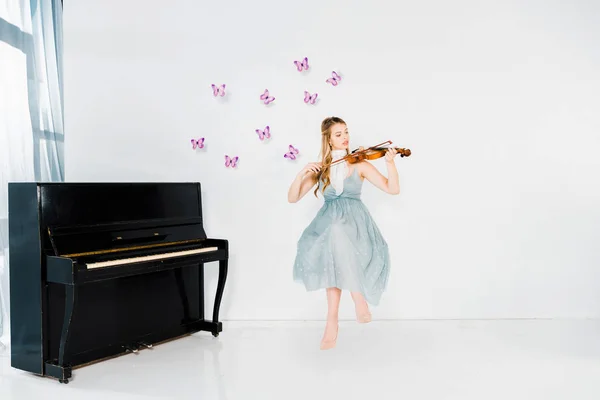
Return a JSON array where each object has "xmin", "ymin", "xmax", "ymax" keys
[{"xmin": 330, "ymin": 140, "xmax": 392, "ymax": 166}]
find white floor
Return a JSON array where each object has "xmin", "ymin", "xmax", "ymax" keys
[{"xmin": 1, "ymin": 319, "xmax": 599, "ymax": 400}]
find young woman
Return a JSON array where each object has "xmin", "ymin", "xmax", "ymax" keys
[{"xmin": 288, "ymin": 116, "xmax": 400, "ymax": 350}]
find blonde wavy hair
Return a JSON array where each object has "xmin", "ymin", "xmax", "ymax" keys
[{"xmin": 314, "ymin": 116, "xmax": 349, "ymax": 197}]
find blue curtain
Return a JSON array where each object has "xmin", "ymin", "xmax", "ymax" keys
[{"xmin": 0, "ymin": 0, "xmax": 64, "ymax": 353}]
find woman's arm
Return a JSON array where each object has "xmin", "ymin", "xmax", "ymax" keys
[
  {"xmin": 288, "ymin": 162, "xmax": 322, "ymax": 203},
  {"xmin": 359, "ymin": 148, "xmax": 400, "ymax": 195}
]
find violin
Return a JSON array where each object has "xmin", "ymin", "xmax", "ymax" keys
[{"xmin": 331, "ymin": 140, "xmax": 411, "ymax": 166}]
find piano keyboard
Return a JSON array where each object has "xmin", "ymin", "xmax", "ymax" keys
[{"xmin": 85, "ymin": 247, "xmax": 219, "ymax": 269}]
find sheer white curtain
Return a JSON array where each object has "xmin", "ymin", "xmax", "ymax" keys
[{"xmin": 0, "ymin": 0, "xmax": 64, "ymax": 354}]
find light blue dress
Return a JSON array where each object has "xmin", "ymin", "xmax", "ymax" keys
[{"xmin": 293, "ymin": 166, "xmax": 390, "ymax": 305}]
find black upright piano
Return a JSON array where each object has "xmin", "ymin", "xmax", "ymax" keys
[{"xmin": 8, "ymin": 182, "xmax": 228, "ymax": 384}]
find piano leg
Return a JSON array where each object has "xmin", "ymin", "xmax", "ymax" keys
[
  {"xmin": 198, "ymin": 263, "xmax": 205, "ymax": 320},
  {"xmin": 55, "ymin": 284, "xmax": 77, "ymax": 384},
  {"xmin": 211, "ymin": 259, "xmax": 228, "ymax": 337}
]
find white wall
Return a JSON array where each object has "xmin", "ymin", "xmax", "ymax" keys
[{"xmin": 63, "ymin": 0, "xmax": 600, "ymax": 320}]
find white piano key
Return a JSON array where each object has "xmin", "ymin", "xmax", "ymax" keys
[{"xmin": 85, "ymin": 247, "xmax": 219, "ymax": 269}]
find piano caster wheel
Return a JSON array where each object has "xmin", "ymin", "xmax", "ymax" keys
[
  {"xmin": 59, "ymin": 378, "xmax": 69, "ymax": 384},
  {"xmin": 212, "ymin": 332, "xmax": 219, "ymax": 338}
]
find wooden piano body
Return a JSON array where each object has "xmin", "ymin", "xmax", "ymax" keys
[{"xmin": 8, "ymin": 182, "xmax": 228, "ymax": 384}]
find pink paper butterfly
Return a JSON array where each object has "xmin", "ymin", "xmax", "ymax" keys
[
  {"xmin": 294, "ymin": 57, "xmax": 309, "ymax": 72},
  {"xmin": 211, "ymin": 84, "xmax": 226, "ymax": 96},
  {"xmin": 191, "ymin": 138, "xmax": 205, "ymax": 149},
  {"xmin": 256, "ymin": 125, "xmax": 271, "ymax": 140},
  {"xmin": 225, "ymin": 155, "xmax": 239, "ymax": 168},
  {"xmin": 284, "ymin": 145, "xmax": 299, "ymax": 160},
  {"xmin": 326, "ymin": 71, "xmax": 341, "ymax": 86},
  {"xmin": 304, "ymin": 91, "xmax": 318, "ymax": 104},
  {"xmin": 260, "ymin": 89, "xmax": 275, "ymax": 105}
]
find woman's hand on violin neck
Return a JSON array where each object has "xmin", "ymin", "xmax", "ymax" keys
[{"xmin": 385, "ymin": 147, "xmax": 398, "ymax": 163}]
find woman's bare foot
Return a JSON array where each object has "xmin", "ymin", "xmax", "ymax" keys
[
  {"xmin": 351, "ymin": 292, "xmax": 372, "ymax": 323},
  {"xmin": 356, "ymin": 309, "xmax": 372, "ymax": 323},
  {"xmin": 320, "ymin": 287, "xmax": 341, "ymax": 349},
  {"xmin": 320, "ymin": 318, "xmax": 338, "ymax": 350}
]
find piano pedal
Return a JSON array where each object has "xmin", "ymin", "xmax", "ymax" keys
[
  {"xmin": 123, "ymin": 345, "xmax": 139, "ymax": 354},
  {"xmin": 138, "ymin": 341, "xmax": 153, "ymax": 350}
]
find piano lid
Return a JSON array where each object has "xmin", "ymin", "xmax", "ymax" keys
[
  {"xmin": 37, "ymin": 182, "xmax": 208, "ymax": 257},
  {"xmin": 48, "ymin": 217, "xmax": 207, "ymax": 257}
]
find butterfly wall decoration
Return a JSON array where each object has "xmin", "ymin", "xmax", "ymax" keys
[
  {"xmin": 326, "ymin": 71, "xmax": 341, "ymax": 86},
  {"xmin": 211, "ymin": 84, "xmax": 226, "ymax": 96},
  {"xmin": 225, "ymin": 155, "xmax": 239, "ymax": 168},
  {"xmin": 191, "ymin": 138, "xmax": 205, "ymax": 149},
  {"xmin": 304, "ymin": 91, "xmax": 318, "ymax": 104},
  {"xmin": 260, "ymin": 89, "xmax": 275, "ymax": 105},
  {"xmin": 256, "ymin": 126, "xmax": 271, "ymax": 141},
  {"xmin": 284, "ymin": 145, "xmax": 299, "ymax": 160},
  {"xmin": 294, "ymin": 57, "xmax": 309, "ymax": 72}
]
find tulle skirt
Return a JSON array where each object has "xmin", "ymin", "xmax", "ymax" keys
[{"xmin": 293, "ymin": 197, "xmax": 390, "ymax": 305}]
